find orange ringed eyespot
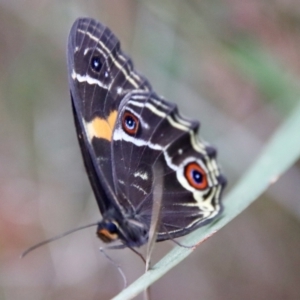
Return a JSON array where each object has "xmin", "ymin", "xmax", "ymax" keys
[
  {"xmin": 122, "ymin": 111, "xmax": 139, "ymax": 135},
  {"xmin": 184, "ymin": 162, "xmax": 208, "ymax": 190}
]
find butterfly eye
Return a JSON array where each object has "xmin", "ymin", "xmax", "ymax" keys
[
  {"xmin": 184, "ymin": 162, "xmax": 208, "ymax": 190},
  {"xmin": 105, "ymin": 222, "xmax": 118, "ymax": 234},
  {"xmin": 90, "ymin": 56, "xmax": 102, "ymax": 72},
  {"xmin": 122, "ymin": 111, "xmax": 139, "ymax": 135}
]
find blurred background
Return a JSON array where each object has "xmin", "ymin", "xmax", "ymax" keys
[{"xmin": 0, "ymin": 0, "xmax": 300, "ymax": 299}]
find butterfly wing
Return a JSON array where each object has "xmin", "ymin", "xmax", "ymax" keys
[
  {"xmin": 68, "ymin": 17, "xmax": 226, "ymax": 242},
  {"xmin": 111, "ymin": 91, "xmax": 226, "ymax": 240},
  {"xmin": 67, "ymin": 18, "xmax": 151, "ymax": 214}
]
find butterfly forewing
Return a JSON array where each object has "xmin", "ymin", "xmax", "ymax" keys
[{"xmin": 68, "ymin": 18, "xmax": 152, "ymax": 214}]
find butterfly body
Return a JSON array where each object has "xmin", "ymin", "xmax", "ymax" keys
[{"xmin": 67, "ymin": 18, "xmax": 226, "ymax": 248}]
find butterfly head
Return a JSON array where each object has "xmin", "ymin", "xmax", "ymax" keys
[
  {"xmin": 97, "ymin": 217, "xmax": 149, "ymax": 247},
  {"xmin": 97, "ymin": 220, "xmax": 120, "ymax": 243}
]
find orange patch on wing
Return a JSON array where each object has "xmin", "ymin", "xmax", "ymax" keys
[{"xmin": 85, "ymin": 110, "xmax": 117, "ymax": 141}]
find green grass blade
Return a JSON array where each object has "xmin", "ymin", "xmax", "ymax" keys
[{"xmin": 113, "ymin": 102, "xmax": 300, "ymax": 300}]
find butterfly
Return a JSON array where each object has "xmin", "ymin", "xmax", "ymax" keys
[{"xmin": 67, "ymin": 17, "xmax": 226, "ymax": 250}]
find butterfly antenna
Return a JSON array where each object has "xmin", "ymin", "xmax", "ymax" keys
[{"xmin": 20, "ymin": 222, "xmax": 99, "ymax": 258}]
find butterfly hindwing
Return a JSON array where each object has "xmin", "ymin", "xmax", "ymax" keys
[{"xmin": 111, "ymin": 91, "xmax": 226, "ymax": 240}]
